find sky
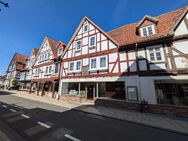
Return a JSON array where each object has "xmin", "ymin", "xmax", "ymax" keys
[{"xmin": 0, "ymin": 0, "xmax": 188, "ymax": 75}]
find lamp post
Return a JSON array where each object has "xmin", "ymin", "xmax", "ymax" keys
[{"xmin": 0, "ymin": 1, "xmax": 9, "ymax": 11}]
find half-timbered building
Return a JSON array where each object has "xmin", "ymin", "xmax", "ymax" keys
[
  {"xmin": 30, "ymin": 36, "xmax": 66, "ymax": 97},
  {"xmin": 19, "ymin": 48, "xmax": 39, "ymax": 91},
  {"xmin": 59, "ymin": 5, "xmax": 188, "ymax": 106},
  {"xmin": 5, "ymin": 53, "xmax": 28, "ymax": 88}
]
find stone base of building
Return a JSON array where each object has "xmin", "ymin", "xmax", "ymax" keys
[
  {"xmin": 95, "ymin": 98, "xmax": 188, "ymax": 118},
  {"xmin": 60, "ymin": 95, "xmax": 86, "ymax": 104}
]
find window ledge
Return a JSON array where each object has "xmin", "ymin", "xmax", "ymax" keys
[
  {"xmin": 67, "ymin": 71, "xmax": 82, "ymax": 74},
  {"xmin": 89, "ymin": 46, "xmax": 96, "ymax": 49},
  {"xmin": 89, "ymin": 68, "xmax": 108, "ymax": 72},
  {"xmin": 75, "ymin": 49, "xmax": 81, "ymax": 52},
  {"xmin": 149, "ymin": 60, "xmax": 166, "ymax": 64}
]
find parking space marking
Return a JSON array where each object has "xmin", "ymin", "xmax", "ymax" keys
[
  {"xmin": 37, "ymin": 121, "xmax": 51, "ymax": 129},
  {"xmin": 64, "ymin": 134, "xmax": 81, "ymax": 141},
  {"xmin": 24, "ymin": 124, "xmax": 47, "ymax": 137},
  {"xmin": 21, "ymin": 114, "xmax": 30, "ymax": 119},
  {"xmin": 9, "ymin": 109, "xmax": 17, "ymax": 112},
  {"xmin": 6, "ymin": 116, "xmax": 25, "ymax": 123},
  {"xmin": 2, "ymin": 105, "xmax": 7, "ymax": 108}
]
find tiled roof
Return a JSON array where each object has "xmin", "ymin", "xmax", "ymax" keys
[
  {"xmin": 12, "ymin": 53, "xmax": 28, "ymax": 71},
  {"xmin": 46, "ymin": 36, "xmax": 66, "ymax": 58},
  {"xmin": 108, "ymin": 6, "xmax": 188, "ymax": 46},
  {"xmin": 53, "ymin": 41, "xmax": 66, "ymax": 58},
  {"xmin": 14, "ymin": 53, "xmax": 28, "ymax": 64}
]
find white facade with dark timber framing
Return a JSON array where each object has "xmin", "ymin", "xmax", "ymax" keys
[
  {"xmin": 30, "ymin": 36, "xmax": 66, "ymax": 97},
  {"xmin": 19, "ymin": 48, "xmax": 39, "ymax": 91},
  {"xmin": 59, "ymin": 5, "xmax": 188, "ymax": 106},
  {"xmin": 59, "ymin": 17, "xmax": 127, "ymax": 101}
]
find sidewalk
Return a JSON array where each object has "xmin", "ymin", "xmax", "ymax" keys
[
  {"xmin": 8, "ymin": 90, "xmax": 93, "ymax": 109},
  {"xmin": 4, "ymin": 90, "xmax": 188, "ymax": 135},
  {"xmin": 75, "ymin": 105, "xmax": 188, "ymax": 135},
  {"xmin": 0, "ymin": 129, "xmax": 10, "ymax": 141}
]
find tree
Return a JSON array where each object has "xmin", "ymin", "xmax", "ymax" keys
[{"xmin": 11, "ymin": 77, "xmax": 17, "ymax": 86}]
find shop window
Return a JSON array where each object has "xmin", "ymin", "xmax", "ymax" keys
[
  {"xmin": 155, "ymin": 80, "xmax": 188, "ymax": 106},
  {"xmin": 105, "ymin": 82, "xmax": 125, "ymax": 99}
]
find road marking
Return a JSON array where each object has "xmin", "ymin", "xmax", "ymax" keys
[
  {"xmin": 21, "ymin": 114, "xmax": 30, "ymax": 119},
  {"xmin": 24, "ymin": 125, "xmax": 47, "ymax": 136},
  {"xmin": 9, "ymin": 109, "xmax": 17, "ymax": 112},
  {"xmin": 64, "ymin": 134, "xmax": 81, "ymax": 141},
  {"xmin": 2, "ymin": 105, "xmax": 7, "ymax": 108},
  {"xmin": 37, "ymin": 121, "xmax": 51, "ymax": 129}
]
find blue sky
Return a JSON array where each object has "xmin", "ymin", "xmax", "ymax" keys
[{"xmin": 0, "ymin": 0, "xmax": 187, "ymax": 75}]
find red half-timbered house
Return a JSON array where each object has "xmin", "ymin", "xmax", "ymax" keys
[
  {"xmin": 59, "ymin": 5, "xmax": 188, "ymax": 106},
  {"xmin": 30, "ymin": 36, "xmax": 66, "ymax": 97},
  {"xmin": 5, "ymin": 53, "xmax": 28, "ymax": 89}
]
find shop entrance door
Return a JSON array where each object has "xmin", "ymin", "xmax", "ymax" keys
[{"xmin": 87, "ymin": 83, "xmax": 95, "ymax": 100}]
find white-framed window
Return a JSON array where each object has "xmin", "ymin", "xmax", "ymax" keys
[
  {"xmin": 46, "ymin": 66, "xmax": 48, "ymax": 73},
  {"xmin": 76, "ymin": 40, "xmax": 82, "ymax": 50},
  {"xmin": 55, "ymin": 63, "xmax": 60, "ymax": 73},
  {"xmin": 45, "ymin": 53, "xmax": 47, "ymax": 59},
  {"xmin": 83, "ymin": 24, "xmax": 88, "ymax": 32},
  {"xmin": 68, "ymin": 60, "xmax": 82, "ymax": 73},
  {"xmin": 91, "ymin": 58, "xmax": 97, "ymax": 69},
  {"xmin": 89, "ymin": 36, "xmax": 96, "ymax": 47},
  {"xmin": 76, "ymin": 61, "xmax": 81, "ymax": 71},
  {"xmin": 48, "ymin": 52, "xmax": 50, "ymax": 58},
  {"xmin": 49, "ymin": 66, "xmax": 52, "ymax": 73},
  {"xmin": 100, "ymin": 57, "xmax": 107, "ymax": 68},
  {"xmin": 90, "ymin": 56, "xmax": 108, "ymax": 71},
  {"xmin": 140, "ymin": 25, "xmax": 155, "ymax": 37},
  {"xmin": 148, "ymin": 47, "xmax": 162, "ymax": 62},
  {"xmin": 69, "ymin": 62, "xmax": 74, "ymax": 71},
  {"xmin": 58, "ymin": 48, "xmax": 63, "ymax": 56}
]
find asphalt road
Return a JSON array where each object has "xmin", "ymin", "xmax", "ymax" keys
[{"xmin": 0, "ymin": 91, "xmax": 188, "ymax": 141}]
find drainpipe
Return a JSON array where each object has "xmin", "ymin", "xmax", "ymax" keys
[
  {"xmin": 58, "ymin": 58, "xmax": 62, "ymax": 96},
  {"xmin": 135, "ymin": 43, "xmax": 142, "ymax": 103}
]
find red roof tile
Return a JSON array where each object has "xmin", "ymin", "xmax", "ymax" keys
[
  {"xmin": 108, "ymin": 6, "xmax": 188, "ymax": 46},
  {"xmin": 14, "ymin": 53, "xmax": 28, "ymax": 64},
  {"xmin": 46, "ymin": 36, "xmax": 66, "ymax": 58}
]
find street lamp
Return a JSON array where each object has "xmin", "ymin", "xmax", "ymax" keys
[{"xmin": 0, "ymin": 1, "xmax": 9, "ymax": 11}]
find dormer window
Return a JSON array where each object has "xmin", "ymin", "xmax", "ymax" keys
[
  {"xmin": 140, "ymin": 25, "xmax": 155, "ymax": 37},
  {"xmin": 58, "ymin": 48, "xmax": 63, "ymax": 56}
]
